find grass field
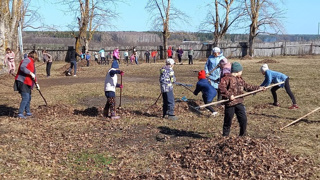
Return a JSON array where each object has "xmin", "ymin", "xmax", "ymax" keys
[{"xmin": 0, "ymin": 56, "xmax": 319, "ymax": 179}]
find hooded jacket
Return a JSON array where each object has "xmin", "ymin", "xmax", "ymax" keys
[
  {"xmin": 204, "ymin": 53, "xmax": 224, "ymax": 89},
  {"xmin": 260, "ymin": 70, "xmax": 287, "ymax": 88},
  {"xmin": 219, "ymin": 74, "xmax": 260, "ymax": 106},
  {"xmin": 159, "ymin": 65, "xmax": 176, "ymax": 93}
]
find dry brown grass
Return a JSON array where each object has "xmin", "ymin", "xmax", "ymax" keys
[{"xmin": 0, "ymin": 57, "xmax": 319, "ymax": 179}]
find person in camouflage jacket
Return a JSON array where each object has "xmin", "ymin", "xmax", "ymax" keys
[
  {"xmin": 219, "ymin": 62, "xmax": 263, "ymax": 136},
  {"xmin": 159, "ymin": 58, "xmax": 178, "ymax": 120}
]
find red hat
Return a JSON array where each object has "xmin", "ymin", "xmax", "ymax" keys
[{"xmin": 198, "ymin": 70, "xmax": 206, "ymax": 80}]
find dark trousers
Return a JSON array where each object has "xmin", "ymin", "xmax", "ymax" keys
[
  {"xmin": 101, "ymin": 57, "xmax": 106, "ymax": 65},
  {"xmin": 178, "ymin": 54, "xmax": 182, "ymax": 63},
  {"xmin": 68, "ymin": 61, "xmax": 77, "ymax": 75},
  {"xmin": 46, "ymin": 62, "xmax": 52, "ymax": 77},
  {"xmin": 125, "ymin": 56, "xmax": 129, "ymax": 64},
  {"xmin": 223, "ymin": 103, "xmax": 247, "ymax": 136},
  {"xmin": 188, "ymin": 55, "xmax": 193, "ymax": 64},
  {"xmin": 86, "ymin": 59, "xmax": 90, "ymax": 66},
  {"xmin": 162, "ymin": 90, "xmax": 175, "ymax": 117},
  {"xmin": 271, "ymin": 78, "xmax": 296, "ymax": 104},
  {"xmin": 203, "ymin": 95, "xmax": 215, "ymax": 113},
  {"xmin": 146, "ymin": 56, "xmax": 150, "ymax": 63},
  {"xmin": 153, "ymin": 56, "xmax": 156, "ymax": 63}
]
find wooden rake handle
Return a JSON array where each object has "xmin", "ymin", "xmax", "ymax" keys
[{"xmin": 197, "ymin": 81, "xmax": 285, "ymax": 109}]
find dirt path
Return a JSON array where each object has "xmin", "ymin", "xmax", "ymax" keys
[{"xmin": 38, "ymin": 75, "xmax": 155, "ymax": 87}]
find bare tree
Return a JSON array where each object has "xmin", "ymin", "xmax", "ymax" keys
[
  {"xmin": 245, "ymin": 0, "xmax": 285, "ymax": 57},
  {"xmin": 60, "ymin": 0, "xmax": 118, "ymax": 54},
  {"xmin": 201, "ymin": 0, "xmax": 245, "ymax": 47},
  {"xmin": 0, "ymin": 0, "xmax": 24, "ymax": 59},
  {"xmin": 145, "ymin": 0, "xmax": 188, "ymax": 59}
]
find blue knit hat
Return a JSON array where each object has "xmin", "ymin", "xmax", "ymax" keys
[
  {"xmin": 111, "ymin": 60, "xmax": 119, "ymax": 68},
  {"xmin": 231, "ymin": 62, "xmax": 243, "ymax": 73}
]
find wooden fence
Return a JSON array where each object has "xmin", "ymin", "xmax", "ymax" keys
[{"xmin": 22, "ymin": 41, "xmax": 320, "ymax": 62}]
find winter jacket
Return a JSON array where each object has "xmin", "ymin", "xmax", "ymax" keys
[
  {"xmin": 176, "ymin": 49, "xmax": 183, "ymax": 56},
  {"xmin": 151, "ymin": 51, "xmax": 157, "ymax": 57},
  {"xmin": 105, "ymin": 68, "xmax": 121, "ymax": 92},
  {"xmin": 113, "ymin": 49, "xmax": 120, "ymax": 60},
  {"xmin": 167, "ymin": 49, "xmax": 173, "ymax": 57},
  {"xmin": 15, "ymin": 57, "xmax": 36, "ymax": 87},
  {"xmin": 69, "ymin": 50, "xmax": 80, "ymax": 61},
  {"xmin": 220, "ymin": 62, "xmax": 231, "ymax": 77},
  {"xmin": 99, "ymin": 49, "xmax": 105, "ymax": 57},
  {"xmin": 188, "ymin": 49, "xmax": 194, "ymax": 56},
  {"xmin": 260, "ymin": 70, "xmax": 287, "ymax": 88},
  {"xmin": 159, "ymin": 65, "xmax": 176, "ymax": 93},
  {"xmin": 219, "ymin": 74, "xmax": 260, "ymax": 107},
  {"xmin": 204, "ymin": 53, "xmax": 224, "ymax": 89},
  {"xmin": 194, "ymin": 79, "xmax": 217, "ymax": 102}
]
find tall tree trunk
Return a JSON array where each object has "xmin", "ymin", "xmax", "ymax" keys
[{"xmin": 163, "ymin": 31, "xmax": 167, "ymax": 59}]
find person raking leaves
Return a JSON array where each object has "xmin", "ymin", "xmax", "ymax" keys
[
  {"xmin": 160, "ymin": 58, "xmax": 178, "ymax": 120},
  {"xmin": 219, "ymin": 62, "xmax": 265, "ymax": 136},
  {"xmin": 14, "ymin": 50, "xmax": 40, "ymax": 119},
  {"xmin": 260, "ymin": 64, "xmax": 298, "ymax": 109},
  {"xmin": 103, "ymin": 60, "xmax": 124, "ymax": 119},
  {"xmin": 193, "ymin": 70, "xmax": 218, "ymax": 117}
]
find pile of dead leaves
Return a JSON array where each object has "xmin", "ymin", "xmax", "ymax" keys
[
  {"xmin": 117, "ymin": 137, "xmax": 316, "ymax": 179},
  {"xmin": 33, "ymin": 104, "xmax": 74, "ymax": 118},
  {"xmin": 257, "ymin": 59, "xmax": 279, "ymax": 63}
]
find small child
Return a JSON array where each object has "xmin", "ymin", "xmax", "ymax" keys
[
  {"xmin": 219, "ymin": 58, "xmax": 231, "ymax": 77},
  {"xmin": 104, "ymin": 60, "xmax": 124, "ymax": 119},
  {"xmin": 160, "ymin": 58, "xmax": 178, "ymax": 120},
  {"xmin": 4, "ymin": 48, "xmax": 15, "ymax": 75},
  {"xmin": 219, "ymin": 62, "xmax": 263, "ymax": 136},
  {"xmin": 130, "ymin": 54, "xmax": 135, "ymax": 64},
  {"xmin": 193, "ymin": 70, "xmax": 218, "ymax": 116},
  {"xmin": 260, "ymin": 64, "xmax": 298, "ymax": 109}
]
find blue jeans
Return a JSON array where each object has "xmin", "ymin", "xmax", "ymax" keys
[
  {"xmin": 18, "ymin": 92, "xmax": 31, "ymax": 115},
  {"xmin": 162, "ymin": 90, "xmax": 175, "ymax": 117},
  {"xmin": 68, "ymin": 61, "xmax": 77, "ymax": 75},
  {"xmin": 135, "ymin": 56, "xmax": 139, "ymax": 65}
]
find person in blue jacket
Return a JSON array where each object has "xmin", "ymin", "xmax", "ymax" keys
[
  {"xmin": 204, "ymin": 47, "xmax": 225, "ymax": 100},
  {"xmin": 260, "ymin": 64, "xmax": 298, "ymax": 109},
  {"xmin": 194, "ymin": 70, "xmax": 218, "ymax": 116}
]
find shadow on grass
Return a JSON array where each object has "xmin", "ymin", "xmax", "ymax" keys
[
  {"xmin": 131, "ymin": 110, "xmax": 159, "ymax": 117},
  {"xmin": 74, "ymin": 107, "xmax": 99, "ymax": 117},
  {"xmin": 300, "ymin": 119, "xmax": 320, "ymax": 124},
  {"xmin": 0, "ymin": 105, "xmax": 17, "ymax": 117},
  {"xmin": 158, "ymin": 126, "xmax": 207, "ymax": 139}
]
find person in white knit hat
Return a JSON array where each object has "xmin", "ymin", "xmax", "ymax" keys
[{"xmin": 260, "ymin": 64, "xmax": 298, "ymax": 109}]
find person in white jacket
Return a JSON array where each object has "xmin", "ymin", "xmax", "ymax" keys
[{"xmin": 104, "ymin": 60, "xmax": 124, "ymax": 119}]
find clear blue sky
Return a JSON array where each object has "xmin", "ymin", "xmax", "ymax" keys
[{"xmin": 28, "ymin": 0, "xmax": 320, "ymax": 35}]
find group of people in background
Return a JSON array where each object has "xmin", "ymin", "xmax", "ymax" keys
[{"xmin": 166, "ymin": 46, "xmax": 194, "ymax": 65}]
